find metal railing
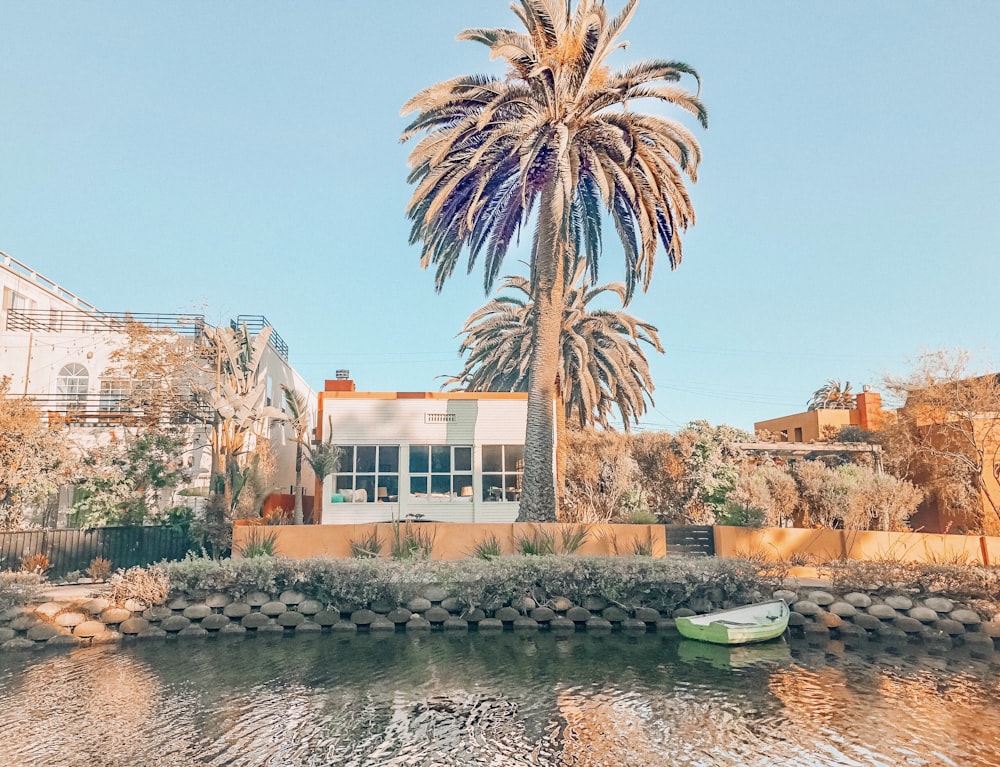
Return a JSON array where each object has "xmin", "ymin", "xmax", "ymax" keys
[
  {"xmin": 1, "ymin": 250, "xmax": 104, "ymax": 315},
  {"xmin": 6, "ymin": 308, "xmax": 206, "ymax": 338},
  {"xmin": 20, "ymin": 393, "xmax": 213, "ymax": 427},
  {"xmin": 0, "ymin": 526, "xmax": 197, "ymax": 580},
  {"xmin": 231, "ymin": 315, "xmax": 289, "ymax": 360}
]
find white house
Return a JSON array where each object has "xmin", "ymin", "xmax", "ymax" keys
[
  {"xmin": 1, "ymin": 249, "xmax": 315, "ymax": 524},
  {"xmin": 317, "ymin": 375, "xmax": 528, "ymax": 524}
]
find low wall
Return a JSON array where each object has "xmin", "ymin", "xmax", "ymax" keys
[
  {"xmin": 233, "ymin": 523, "xmax": 668, "ymax": 560},
  {"xmin": 715, "ymin": 526, "xmax": 1000, "ymax": 566}
]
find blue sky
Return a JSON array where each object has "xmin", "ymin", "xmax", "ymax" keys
[{"xmin": 3, "ymin": 1, "xmax": 998, "ymax": 432}]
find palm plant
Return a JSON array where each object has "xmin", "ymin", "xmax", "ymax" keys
[
  {"xmin": 305, "ymin": 422, "xmax": 343, "ymax": 524},
  {"xmin": 447, "ymin": 262, "xmax": 663, "ymax": 431},
  {"xmin": 808, "ymin": 380, "xmax": 855, "ymax": 411},
  {"xmin": 281, "ymin": 386, "xmax": 310, "ymax": 525},
  {"xmin": 402, "ymin": 0, "xmax": 705, "ymax": 521}
]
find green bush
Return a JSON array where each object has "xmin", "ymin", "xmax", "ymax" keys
[
  {"xmin": 715, "ymin": 501, "xmax": 766, "ymax": 528},
  {"xmin": 0, "ymin": 571, "xmax": 44, "ymax": 611}
]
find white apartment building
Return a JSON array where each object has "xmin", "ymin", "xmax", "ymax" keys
[{"xmin": 1, "ymin": 250, "xmax": 315, "ymax": 525}]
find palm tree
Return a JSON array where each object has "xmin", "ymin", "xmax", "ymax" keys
[
  {"xmin": 808, "ymin": 380, "xmax": 855, "ymax": 411},
  {"xmin": 281, "ymin": 386, "xmax": 310, "ymax": 525},
  {"xmin": 402, "ymin": 0, "xmax": 705, "ymax": 521},
  {"xmin": 447, "ymin": 262, "xmax": 663, "ymax": 432},
  {"xmin": 305, "ymin": 424, "xmax": 342, "ymax": 524}
]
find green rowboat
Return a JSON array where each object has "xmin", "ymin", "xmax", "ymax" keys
[{"xmin": 675, "ymin": 599, "xmax": 789, "ymax": 645}]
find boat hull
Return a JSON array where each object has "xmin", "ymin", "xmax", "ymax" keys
[{"xmin": 675, "ymin": 600, "xmax": 789, "ymax": 646}]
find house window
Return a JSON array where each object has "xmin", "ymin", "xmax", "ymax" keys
[
  {"xmin": 409, "ymin": 445, "xmax": 473, "ymax": 500},
  {"xmin": 57, "ymin": 363, "xmax": 89, "ymax": 410},
  {"xmin": 482, "ymin": 444, "xmax": 524, "ymax": 502},
  {"xmin": 334, "ymin": 445, "xmax": 398, "ymax": 503},
  {"xmin": 3, "ymin": 289, "xmax": 31, "ymax": 330},
  {"xmin": 100, "ymin": 379, "xmax": 130, "ymax": 413}
]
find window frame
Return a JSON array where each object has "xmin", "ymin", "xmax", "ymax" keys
[
  {"xmin": 408, "ymin": 444, "xmax": 473, "ymax": 502},
  {"xmin": 482, "ymin": 444, "xmax": 525, "ymax": 502},
  {"xmin": 333, "ymin": 444, "xmax": 399, "ymax": 504}
]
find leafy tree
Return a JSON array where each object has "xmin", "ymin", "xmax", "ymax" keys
[
  {"xmin": 0, "ymin": 376, "xmax": 75, "ymax": 529},
  {"xmin": 281, "ymin": 386, "xmax": 311, "ymax": 525},
  {"xmin": 402, "ymin": 0, "xmax": 706, "ymax": 521},
  {"xmin": 448, "ymin": 263, "xmax": 663, "ymax": 431}
]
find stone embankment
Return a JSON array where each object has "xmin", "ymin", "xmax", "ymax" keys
[{"xmin": 2, "ymin": 583, "xmax": 999, "ymax": 658}]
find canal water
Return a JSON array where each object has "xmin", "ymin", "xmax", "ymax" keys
[{"xmin": 1, "ymin": 631, "xmax": 998, "ymax": 766}]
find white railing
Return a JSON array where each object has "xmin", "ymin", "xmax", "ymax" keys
[{"xmin": 1, "ymin": 250, "xmax": 106, "ymax": 316}]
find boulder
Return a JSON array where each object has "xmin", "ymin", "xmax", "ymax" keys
[
  {"xmin": 907, "ymin": 606, "xmax": 939, "ymax": 623},
  {"xmin": 119, "ymin": 618, "xmax": 151, "ymax": 635},
  {"xmin": 843, "ymin": 592, "xmax": 873, "ymax": 608},
  {"xmin": 950, "ymin": 609, "xmax": 982, "ymax": 626},
  {"xmin": 182, "ymin": 604, "xmax": 212, "ymax": 621},
  {"xmin": 297, "ymin": 599, "xmax": 324, "ymax": 616},
  {"xmin": 808, "ymin": 591, "xmax": 836, "ymax": 606},
  {"xmin": 407, "ymin": 597, "xmax": 432, "ymax": 613},
  {"xmin": 923, "ymin": 597, "xmax": 954, "ymax": 613},
  {"xmin": 246, "ymin": 591, "xmax": 272, "ymax": 607},
  {"xmin": 200, "ymin": 614, "xmax": 231, "ymax": 631},
  {"xmin": 223, "ymin": 602, "xmax": 252, "ymax": 619},
  {"xmin": 205, "ymin": 593, "xmax": 231, "ymax": 608},
  {"xmin": 259, "ymin": 601, "xmax": 287, "ymax": 617},
  {"xmin": 279, "ymin": 590, "xmax": 305, "ymax": 606},
  {"xmin": 828, "ymin": 602, "xmax": 857, "ymax": 618},
  {"xmin": 884, "ymin": 595, "xmax": 913, "ymax": 610}
]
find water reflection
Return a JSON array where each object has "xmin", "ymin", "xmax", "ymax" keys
[{"xmin": 1, "ymin": 632, "xmax": 998, "ymax": 766}]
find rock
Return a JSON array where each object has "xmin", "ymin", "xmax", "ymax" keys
[
  {"xmin": 296, "ymin": 599, "xmax": 323, "ymax": 615},
  {"xmin": 688, "ymin": 598, "xmax": 715, "ymax": 614},
  {"xmin": 494, "ymin": 607, "xmax": 520, "ymax": 623},
  {"xmin": 27, "ymin": 624, "xmax": 64, "ymax": 642},
  {"xmin": 791, "ymin": 600, "xmax": 823, "ymax": 617},
  {"xmin": 816, "ymin": 612, "xmax": 843, "ymax": 629},
  {"xmin": 512, "ymin": 618, "xmax": 539, "ymax": 631},
  {"xmin": 441, "ymin": 597, "xmax": 468, "ymax": 614},
  {"xmin": 672, "ymin": 608, "xmax": 695, "ymax": 618},
  {"xmin": 92, "ymin": 629, "xmax": 122, "ymax": 645},
  {"xmin": 246, "ymin": 591, "xmax": 272, "ymax": 607},
  {"xmin": 182, "ymin": 604, "xmax": 212, "ymax": 621},
  {"xmin": 423, "ymin": 607, "xmax": 451, "ymax": 624},
  {"xmin": 3, "ymin": 637, "xmax": 37, "ymax": 652},
  {"xmin": 55, "ymin": 611, "xmax": 88, "ymax": 628},
  {"xmin": 655, "ymin": 619, "xmax": 677, "ymax": 633},
  {"xmin": 934, "ymin": 619, "xmax": 966, "ymax": 636},
  {"xmin": 960, "ymin": 633, "xmax": 995, "ymax": 659},
  {"xmin": 205, "ymin": 593, "xmax": 231, "ymax": 608},
  {"xmin": 921, "ymin": 627, "xmax": 952, "ymax": 655},
  {"xmin": 332, "ymin": 621, "xmax": 359, "ymax": 633},
  {"xmin": 787, "ymin": 612, "xmax": 806, "ymax": 627},
  {"xmin": 908, "ymin": 606, "xmax": 939, "ymax": 623},
  {"xmin": 161, "ymin": 615, "xmax": 192, "ymax": 632},
  {"xmin": 829, "ymin": 602, "xmax": 857, "ymax": 618},
  {"xmin": 803, "ymin": 623, "xmax": 829, "ymax": 644},
  {"xmin": 853, "ymin": 614, "xmax": 884, "ymax": 632},
  {"xmin": 462, "ymin": 609, "xmax": 486, "ymax": 623},
  {"xmin": 875, "ymin": 624, "xmax": 907, "ymax": 642},
  {"xmin": 387, "ymin": 608, "xmax": 414, "ymax": 624},
  {"xmin": 421, "ymin": 585, "xmax": 448, "ymax": 603},
  {"xmin": 622, "ymin": 619, "xmax": 647, "ymax": 633},
  {"xmin": 200, "ymin": 614, "xmax": 231, "ymax": 631},
  {"xmin": 550, "ymin": 618, "xmax": 576, "ymax": 632},
  {"xmin": 893, "ymin": 616, "xmax": 925, "ymax": 634},
  {"xmin": 884, "ymin": 595, "xmax": 913, "ymax": 610},
  {"xmin": 241, "ymin": 613, "xmax": 272, "ymax": 630},
  {"xmin": 403, "ymin": 617, "xmax": 431, "ymax": 632},
  {"xmin": 295, "ymin": 621, "xmax": 322, "ymax": 634},
  {"xmin": 529, "ymin": 607, "xmax": 556, "ymax": 623},
  {"xmin": 349, "ymin": 609, "xmax": 377, "ymax": 626},
  {"xmin": 585, "ymin": 618, "xmax": 613, "ymax": 632},
  {"xmin": 476, "ymin": 618, "xmax": 504, "ymax": 632},
  {"xmin": 0, "ymin": 628, "xmax": 15, "ymax": 642},
  {"xmin": 138, "ymin": 628, "xmax": 168, "ymax": 640},
  {"xmin": 510, "ymin": 597, "xmax": 537, "ymax": 613},
  {"xmin": 47, "ymin": 634, "xmax": 83, "ymax": 648},
  {"xmin": 277, "ymin": 611, "xmax": 305, "ymax": 627},
  {"xmin": 223, "ymin": 602, "xmax": 252, "ymax": 619},
  {"xmin": 143, "ymin": 606, "xmax": 173, "ymax": 622},
  {"xmin": 279, "ymin": 590, "xmax": 305, "ymax": 606},
  {"xmin": 980, "ymin": 621, "xmax": 1000, "ymax": 639},
  {"xmin": 407, "ymin": 597, "xmax": 432, "ymax": 613},
  {"xmin": 368, "ymin": 598, "xmax": 396, "ymax": 614},
  {"xmin": 551, "ymin": 597, "xmax": 574, "ymax": 612},
  {"xmin": 601, "ymin": 606, "xmax": 628, "ymax": 623},
  {"xmin": 9, "ymin": 615, "xmax": 40, "ymax": 632},
  {"xmin": 808, "ymin": 591, "xmax": 835, "ymax": 606},
  {"xmin": 73, "ymin": 620, "xmax": 108, "ymax": 638},
  {"xmin": 566, "ymin": 607, "xmax": 592, "ymax": 623},
  {"xmin": 33, "ymin": 601, "xmax": 69, "ymax": 618},
  {"xmin": 313, "ymin": 610, "xmax": 342, "ymax": 627},
  {"xmin": 635, "ymin": 607, "xmax": 661, "ymax": 623},
  {"xmin": 101, "ymin": 607, "xmax": 134, "ymax": 624},
  {"xmin": 843, "ymin": 592, "xmax": 873, "ymax": 609},
  {"xmin": 836, "ymin": 623, "xmax": 868, "ymax": 643},
  {"xmin": 260, "ymin": 601, "xmax": 287, "ymax": 617},
  {"xmin": 370, "ymin": 617, "xmax": 397, "ymax": 632},
  {"xmin": 951, "ymin": 609, "xmax": 982, "ymax": 626},
  {"xmin": 167, "ymin": 597, "xmax": 190, "ymax": 611},
  {"xmin": 867, "ymin": 604, "xmax": 898, "ymax": 621},
  {"xmin": 218, "ymin": 624, "xmax": 247, "ymax": 636},
  {"xmin": 443, "ymin": 618, "xmax": 470, "ymax": 632},
  {"xmin": 583, "ymin": 596, "xmax": 609, "ymax": 612},
  {"xmin": 924, "ymin": 597, "xmax": 954, "ymax": 613},
  {"xmin": 119, "ymin": 618, "xmax": 151, "ymax": 635},
  {"xmin": 123, "ymin": 599, "xmax": 148, "ymax": 613},
  {"xmin": 773, "ymin": 589, "xmax": 798, "ymax": 603}
]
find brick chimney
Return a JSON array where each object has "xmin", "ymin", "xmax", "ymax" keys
[
  {"xmin": 855, "ymin": 386, "xmax": 883, "ymax": 430},
  {"xmin": 325, "ymin": 370, "xmax": 355, "ymax": 392}
]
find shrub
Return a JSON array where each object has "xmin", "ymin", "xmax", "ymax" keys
[
  {"xmin": 513, "ymin": 526, "xmax": 556, "ymax": 556},
  {"xmin": 715, "ymin": 502, "xmax": 766, "ymax": 528},
  {"xmin": 108, "ymin": 565, "xmax": 171, "ymax": 608},
  {"xmin": 0, "ymin": 571, "xmax": 43, "ymax": 610},
  {"xmin": 237, "ymin": 527, "xmax": 279, "ymax": 558},
  {"xmin": 628, "ymin": 509, "xmax": 659, "ymax": 525},
  {"xmin": 349, "ymin": 529, "xmax": 383, "ymax": 559},
  {"xmin": 471, "ymin": 534, "xmax": 503, "ymax": 560},
  {"xmin": 19, "ymin": 552, "xmax": 50, "ymax": 576},
  {"xmin": 86, "ymin": 557, "xmax": 113, "ymax": 582},
  {"xmin": 390, "ymin": 520, "xmax": 435, "ymax": 560}
]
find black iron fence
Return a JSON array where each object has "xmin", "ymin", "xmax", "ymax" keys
[{"xmin": 0, "ymin": 527, "xmax": 197, "ymax": 579}]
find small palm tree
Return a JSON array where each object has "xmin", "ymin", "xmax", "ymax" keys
[
  {"xmin": 447, "ymin": 262, "xmax": 663, "ymax": 431},
  {"xmin": 305, "ymin": 423, "xmax": 342, "ymax": 524},
  {"xmin": 281, "ymin": 386, "xmax": 310, "ymax": 525},
  {"xmin": 403, "ymin": 0, "xmax": 705, "ymax": 521},
  {"xmin": 808, "ymin": 380, "xmax": 855, "ymax": 411}
]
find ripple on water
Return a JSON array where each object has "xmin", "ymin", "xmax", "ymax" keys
[{"xmin": 1, "ymin": 633, "xmax": 999, "ymax": 767}]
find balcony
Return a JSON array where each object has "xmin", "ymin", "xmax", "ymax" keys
[
  {"xmin": 20, "ymin": 393, "xmax": 213, "ymax": 428},
  {"xmin": 5, "ymin": 309, "xmax": 206, "ymax": 338},
  {"xmin": 230, "ymin": 315, "xmax": 289, "ymax": 361}
]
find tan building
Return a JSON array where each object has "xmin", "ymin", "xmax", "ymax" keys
[{"xmin": 754, "ymin": 389, "xmax": 884, "ymax": 443}]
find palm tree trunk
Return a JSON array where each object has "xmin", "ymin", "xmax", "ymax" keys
[
  {"xmin": 555, "ymin": 386, "xmax": 568, "ymax": 517},
  {"xmin": 293, "ymin": 443, "xmax": 304, "ymax": 525},
  {"xmin": 517, "ymin": 179, "xmax": 567, "ymax": 523}
]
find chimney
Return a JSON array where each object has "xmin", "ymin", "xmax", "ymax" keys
[
  {"xmin": 325, "ymin": 370, "xmax": 356, "ymax": 392},
  {"xmin": 855, "ymin": 388, "xmax": 883, "ymax": 431}
]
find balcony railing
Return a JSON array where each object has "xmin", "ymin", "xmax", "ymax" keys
[
  {"xmin": 231, "ymin": 314, "xmax": 289, "ymax": 361},
  {"xmin": 18, "ymin": 393, "xmax": 213, "ymax": 428},
  {"xmin": 5, "ymin": 309, "xmax": 206, "ymax": 338}
]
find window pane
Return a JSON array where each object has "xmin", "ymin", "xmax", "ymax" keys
[
  {"xmin": 410, "ymin": 476, "xmax": 427, "ymax": 496},
  {"xmin": 409, "ymin": 445, "xmax": 429, "ymax": 473},
  {"xmin": 482, "ymin": 474, "xmax": 503, "ymax": 502},
  {"xmin": 431, "ymin": 474, "xmax": 451, "ymax": 496},
  {"xmin": 336, "ymin": 447, "xmax": 353, "ymax": 473},
  {"xmin": 455, "ymin": 475, "xmax": 473, "ymax": 499},
  {"xmin": 482, "ymin": 445, "xmax": 503, "ymax": 473},
  {"xmin": 356, "ymin": 475, "xmax": 375, "ymax": 503},
  {"xmin": 377, "ymin": 476, "xmax": 398, "ymax": 500},
  {"xmin": 356, "ymin": 446, "xmax": 376, "ymax": 473},
  {"xmin": 454, "ymin": 447, "xmax": 472, "ymax": 471},
  {"xmin": 335, "ymin": 476, "xmax": 354, "ymax": 494},
  {"xmin": 505, "ymin": 445, "xmax": 525, "ymax": 471},
  {"xmin": 431, "ymin": 445, "xmax": 451, "ymax": 473},
  {"xmin": 378, "ymin": 446, "xmax": 399, "ymax": 473}
]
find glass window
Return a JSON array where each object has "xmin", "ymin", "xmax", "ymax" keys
[
  {"xmin": 57, "ymin": 363, "xmax": 89, "ymax": 410},
  {"xmin": 99, "ymin": 379, "xmax": 129, "ymax": 413},
  {"xmin": 482, "ymin": 444, "xmax": 525, "ymax": 502},
  {"xmin": 410, "ymin": 445, "xmax": 473, "ymax": 501},
  {"xmin": 334, "ymin": 445, "xmax": 399, "ymax": 503}
]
